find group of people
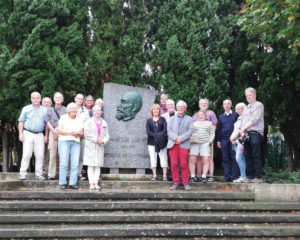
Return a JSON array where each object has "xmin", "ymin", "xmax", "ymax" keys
[
  {"xmin": 18, "ymin": 92, "xmax": 108, "ymax": 190},
  {"xmin": 146, "ymin": 87, "xmax": 264, "ymax": 191},
  {"xmin": 17, "ymin": 87, "xmax": 264, "ymax": 191}
]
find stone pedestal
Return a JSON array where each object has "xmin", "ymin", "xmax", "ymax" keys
[{"xmin": 103, "ymin": 83, "xmax": 155, "ymax": 170}]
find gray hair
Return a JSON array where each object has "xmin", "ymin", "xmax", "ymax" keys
[
  {"xmin": 66, "ymin": 102, "xmax": 78, "ymax": 113},
  {"xmin": 223, "ymin": 99, "xmax": 232, "ymax": 105},
  {"xmin": 54, "ymin": 92, "xmax": 63, "ymax": 98},
  {"xmin": 199, "ymin": 98, "xmax": 209, "ymax": 105},
  {"xmin": 235, "ymin": 102, "xmax": 246, "ymax": 111},
  {"xmin": 245, "ymin": 87, "xmax": 256, "ymax": 95},
  {"xmin": 166, "ymin": 99, "xmax": 175, "ymax": 105},
  {"xmin": 95, "ymin": 98, "xmax": 104, "ymax": 105},
  {"xmin": 160, "ymin": 93, "xmax": 168, "ymax": 99},
  {"xmin": 176, "ymin": 100, "xmax": 187, "ymax": 108},
  {"xmin": 85, "ymin": 95, "xmax": 94, "ymax": 100},
  {"xmin": 92, "ymin": 104, "xmax": 102, "ymax": 112}
]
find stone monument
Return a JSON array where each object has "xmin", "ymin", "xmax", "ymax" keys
[{"xmin": 103, "ymin": 83, "xmax": 156, "ymax": 174}]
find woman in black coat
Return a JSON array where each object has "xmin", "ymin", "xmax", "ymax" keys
[{"xmin": 146, "ymin": 104, "xmax": 168, "ymax": 181}]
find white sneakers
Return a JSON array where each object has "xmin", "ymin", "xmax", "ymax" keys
[{"xmin": 233, "ymin": 177, "xmax": 247, "ymax": 183}]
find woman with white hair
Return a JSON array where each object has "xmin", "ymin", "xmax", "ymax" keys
[
  {"xmin": 57, "ymin": 102, "xmax": 84, "ymax": 189},
  {"xmin": 83, "ymin": 105, "xmax": 109, "ymax": 190},
  {"xmin": 230, "ymin": 102, "xmax": 247, "ymax": 183}
]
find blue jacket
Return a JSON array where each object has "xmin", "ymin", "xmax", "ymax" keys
[{"xmin": 217, "ymin": 111, "xmax": 239, "ymax": 142}]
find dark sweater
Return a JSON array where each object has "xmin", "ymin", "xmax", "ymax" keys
[
  {"xmin": 146, "ymin": 117, "xmax": 168, "ymax": 152},
  {"xmin": 216, "ymin": 111, "xmax": 239, "ymax": 142}
]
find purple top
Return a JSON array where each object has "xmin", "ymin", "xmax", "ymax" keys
[
  {"xmin": 160, "ymin": 104, "xmax": 168, "ymax": 114},
  {"xmin": 95, "ymin": 120, "xmax": 102, "ymax": 137},
  {"xmin": 192, "ymin": 109, "xmax": 217, "ymax": 125}
]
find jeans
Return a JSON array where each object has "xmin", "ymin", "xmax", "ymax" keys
[
  {"xmin": 58, "ymin": 140, "xmax": 80, "ymax": 186},
  {"xmin": 220, "ymin": 139, "xmax": 239, "ymax": 181},
  {"xmin": 244, "ymin": 131, "xmax": 263, "ymax": 179},
  {"xmin": 234, "ymin": 144, "xmax": 246, "ymax": 178}
]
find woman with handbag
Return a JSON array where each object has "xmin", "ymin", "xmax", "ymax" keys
[
  {"xmin": 189, "ymin": 110, "xmax": 215, "ymax": 183},
  {"xmin": 146, "ymin": 104, "xmax": 168, "ymax": 181}
]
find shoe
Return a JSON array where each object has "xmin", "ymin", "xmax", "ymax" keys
[
  {"xmin": 151, "ymin": 176, "xmax": 157, "ymax": 181},
  {"xmin": 94, "ymin": 185, "xmax": 101, "ymax": 190},
  {"xmin": 184, "ymin": 184, "xmax": 191, "ymax": 191},
  {"xmin": 68, "ymin": 185, "xmax": 78, "ymax": 190},
  {"xmin": 36, "ymin": 175, "xmax": 45, "ymax": 180},
  {"xmin": 189, "ymin": 177, "xmax": 198, "ymax": 182},
  {"xmin": 80, "ymin": 176, "xmax": 87, "ymax": 181},
  {"xmin": 202, "ymin": 177, "xmax": 207, "ymax": 183},
  {"xmin": 207, "ymin": 177, "xmax": 215, "ymax": 182},
  {"xmin": 169, "ymin": 184, "xmax": 179, "ymax": 190},
  {"xmin": 247, "ymin": 178, "xmax": 254, "ymax": 183},
  {"xmin": 19, "ymin": 175, "xmax": 26, "ymax": 180},
  {"xmin": 163, "ymin": 176, "xmax": 168, "ymax": 182},
  {"xmin": 253, "ymin": 178, "xmax": 263, "ymax": 183},
  {"xmin": 47, "ymin": 177, "xmax": 56, "ymax": 180},
  {"xmin": 90, "ymin": 184, "xmax": 95, "ymax": 190},
  {"xmin": 233, "ymin": 177, "xmax": 247, "ymax": 183},
  {"xmin": 60, "ymin": 184, "xmax": 67, "ymax": 189},
  {"xmin": 225, "ymin": 178, "xmax": 232, "ymax": 182}
]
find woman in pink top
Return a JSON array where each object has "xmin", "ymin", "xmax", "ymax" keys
[{"xmin": 83, "ymin": 105, "xmax": 109, "ymax": 190}]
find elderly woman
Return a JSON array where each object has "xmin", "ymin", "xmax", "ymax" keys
[
  {"xmin": 89, "ymin": 98, "xmax": 104, "ymax": 119},
  {"xmin": 146, "ymin": 104, "xmax": 168, "ymax": 181},
  {"xmin": 84, "ymin": 105, "xmax": 109, "ymax": 190},
  {"xmin": 189, "ymin": 110, "xmax": 215, "ymax": 183},
  {"xmin": 230, "ymin": 103, "xmax": 247, "ymax": 183},
  {"xmin": 57, "ymin": 102, "xmax": 84, "ymax": 189}
]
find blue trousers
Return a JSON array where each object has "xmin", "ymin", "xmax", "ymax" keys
[
  {"xmin": 221, "ymin": 139, "xmax": 239, "ymax": 181},
  {"xmin": 244, "ymin": 131, "xmax": 263, "ymax": 179}
]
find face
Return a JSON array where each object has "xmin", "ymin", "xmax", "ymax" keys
[
  {"xmin": 176, "ymin": 104, "xmax": 186, "ymax": 116},
  {"xmin": 115, "ymin": 92, "xmax": 142, "ymax": 121},
  {"xmin": 160, "ymin": 96, "xmax": 168, "ymax": 105},
  {"xmin": 93, "ymin": 108, "xmax": 102, "ymax": 118},
  {"xmin": 166, "ymin": 103, "xmax": 175, "ymax": 113},
  {"xmin": 199, "ymin": 100, "xmax": 208, "ymax": 111},
  {"xmin": 236, "ymin": 106, "xmax": 243, "ymax": 115},
  {"xmin": 245, "ymin": 91, "xmax": 256, "ymax": 104},
  {"xmin": 223, "ymin": 100, "xmax": 232, "ymax": 112},
  {"xmin": 152, "ymin": 107, "xmax": 160, "ymax": 117},
  {"xmin": 75, "ymin": 94, "xmax": 84, "ymax": 106},
  {"xmin": 42, "ymin": 98, "xmax": 52, "ymax": 108},
  {"xmin": 31, "ymin": 93, "xmax": 41, "ymax": 107},
  {"xmin": 68, "ymin": 107, "xmax": 78, "ymax": 118},
  {"xmin": 95, "ymin": 100, "xmax": 104, "ymax": 107},
  {"xmin": 54, "ymin": 94, "xmax": 63, "ymax": 105},
  {"xmin": 198, "ymin": 112, "xmax": 205, "ymax": 121},
  {"xmin": 85, "ymin": 97, "xmax": 94, "ymax": 108}
]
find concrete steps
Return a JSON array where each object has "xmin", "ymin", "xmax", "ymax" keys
[{"xmin": 0, "ymin": 179, "xmax": 299, "ymax": 238}]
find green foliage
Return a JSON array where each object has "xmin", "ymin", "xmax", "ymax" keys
[
  {"xmin": 267, "ymin": 134, "xmax": 287, "ymax": 169},
  {"xmin": 0, "ymin": 0, "xmax": 89, "ymax": 122},
  {"xmin": 263, "ymin": 166, "xmax": 300, "ymax": 183},
  {"xmin": 238, "ymin": 0, "xmax": 300, "ymax": 55}
]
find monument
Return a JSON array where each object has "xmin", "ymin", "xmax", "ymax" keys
[{"xmin": 103, "ymin": 83, "xmax": 156, "ymax": 174}]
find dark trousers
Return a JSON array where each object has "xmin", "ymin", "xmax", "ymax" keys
[
  {"xmin": 221, "ymin": 138, "xmax": 239, "ymax": 181},
  {"xmin": 244, "ymin": 131, "xmax": 263, "ymax": 179}
]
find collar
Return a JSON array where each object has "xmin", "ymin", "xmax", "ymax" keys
[{"xmin": 224, "ymin": 110, "xmax": 232, "ymax": 116}]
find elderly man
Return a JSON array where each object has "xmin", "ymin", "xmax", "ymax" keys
[
  {"xmin": 75, "ymin": 93, "xmax": 90, "ymax": 180},
  {"xmin": 84, "ymin": 95, "xmax": 94, "ymax": 117},
  {"xmin": 18, "ymin": 92, "xmax": 47, "ymax": 180},
  {"xmin": 217, "ymin": 99, "xmax": 239, "ymax": 182},
  {"xmin": 239, "ymin": 87, "xmax": 264, "ymax": 183},
  {"xmin": 192, "ymin": 98, "xmax": 217, "ymax": 182},
  {"xmin": 45, "ymin": 92, "xmax": 67, "ymax": 180},
  {"xmin": 167, "ymin": 100, "xmax": 193, "ymax": 191},
  {"xmin": 42, "ymin": 97, "xmax": 52, "ymax": 108},
  {"xmin": 162, "ymin": 99, "xmax": 177, "ymax": 124},
  {"xmin": 160, "ymin": 94, "xmax": 168, "ymax": 114}
]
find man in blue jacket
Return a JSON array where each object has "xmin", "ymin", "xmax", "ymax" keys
[{"xmin": 217, "ymin": 99, "xmax": 239, "ymax": 182}]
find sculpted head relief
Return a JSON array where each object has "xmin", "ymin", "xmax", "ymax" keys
[{"xmin": 115, "ymin": 91, "xmax": 142, "ymax": 121}]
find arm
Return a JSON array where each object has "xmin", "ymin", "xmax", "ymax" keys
[
  {"xmin": 146, "ymin": 119, "xmax": 154, "ymax": 137},
  {"xmin": 44, "ymin": 124, "xmax": 49, "ymax": 143},
  {"xmin": 167, "ymin": 117, "xmax": 178, "ymax": 142},
  {"xmin": 84, "ymin": 122, "xmax": 98, "ymax": 144},
  {"xmin": 240, "ymin": 103, "xmax": 264, "ymax": 134},
  {"xmin": 18, "ymin": 121, "xmax": 24, "ymax": 142},
  {"xmin": 180, "ymin": 117, "xmax": 193, "ymax": 142},
  {"xmin": 216, "ymin": 116, "xmax": 222, "ymax": 148},
  {"xmin": 208, "ymin": 123, "xmax": 215, "ymax": 144}
]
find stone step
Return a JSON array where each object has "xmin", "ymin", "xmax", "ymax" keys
[
  {"xmin": 0, "ymin": 223, "xmax": 299, "ymax": 238},
  {"xmin": 0, "ymin": 200, "xmax": 299, "ymax": 211},
  {"xmin": 0, "ymin": 190, "xmax": 255, "ymax": 201},
  {"xmin": 0, "ymin": 211, "xmax": 299, "ymax": 224}
]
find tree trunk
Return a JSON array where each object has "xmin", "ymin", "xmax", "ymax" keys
[
  {"xmin": 283, "ymin": 131, "xmax": 294, "ymax": 172},
  {"xmin": 293, "ymin": 141, "xmax": 300, "ymax": 171},
  {"xmin": 2, "ymin": 129, "xmax": 8, "ymax": 172}
]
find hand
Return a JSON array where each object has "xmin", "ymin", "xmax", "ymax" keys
[
  {"xmin": 19, "ymin": 133, "xmax": 24, "ymax": 142},
  {"xmin": 230, "ymin": 138, "xmax": 235, "ymax": 145},
  {"xmin": 175, "ymin": 136, "xmax": 182, "ymax": 145},
  {"xmin": 217, "ymin": 142, "xmax": 221, "ymax": 148},
  {"xmin": 208, "ymin": 142, "xmax": 212, "ymax": 146},
  {"xmin": 239, "ymin": 129, "xmax": 245, "ymax": 136},
  {"xmin": 97, "ymin": 138, "xmax": 104, "ymax": 145},
  {"xmin": 53, "ymin": 132, "xmax": 59, "ymax": 141},
  {"xmin": 44, "ymin": 136, "xmax": 48, "ymax": 144}
]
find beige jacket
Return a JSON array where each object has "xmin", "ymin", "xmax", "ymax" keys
[{"xmin": 83, "ymin": 117, "xmax": 109, "ymax": 167}]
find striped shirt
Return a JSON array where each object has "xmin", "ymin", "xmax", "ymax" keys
[
  {"xmin": 191, "ymin": 120, "xmax": 215, "ymax": 144},
  {"xmin": 18, "ymin": 104, "xmax": 47, "ymax": 132}
]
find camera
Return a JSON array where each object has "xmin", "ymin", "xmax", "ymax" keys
[{"xmin": 238, "ymin": 133, "xmax": 250, "ymax": 144}]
